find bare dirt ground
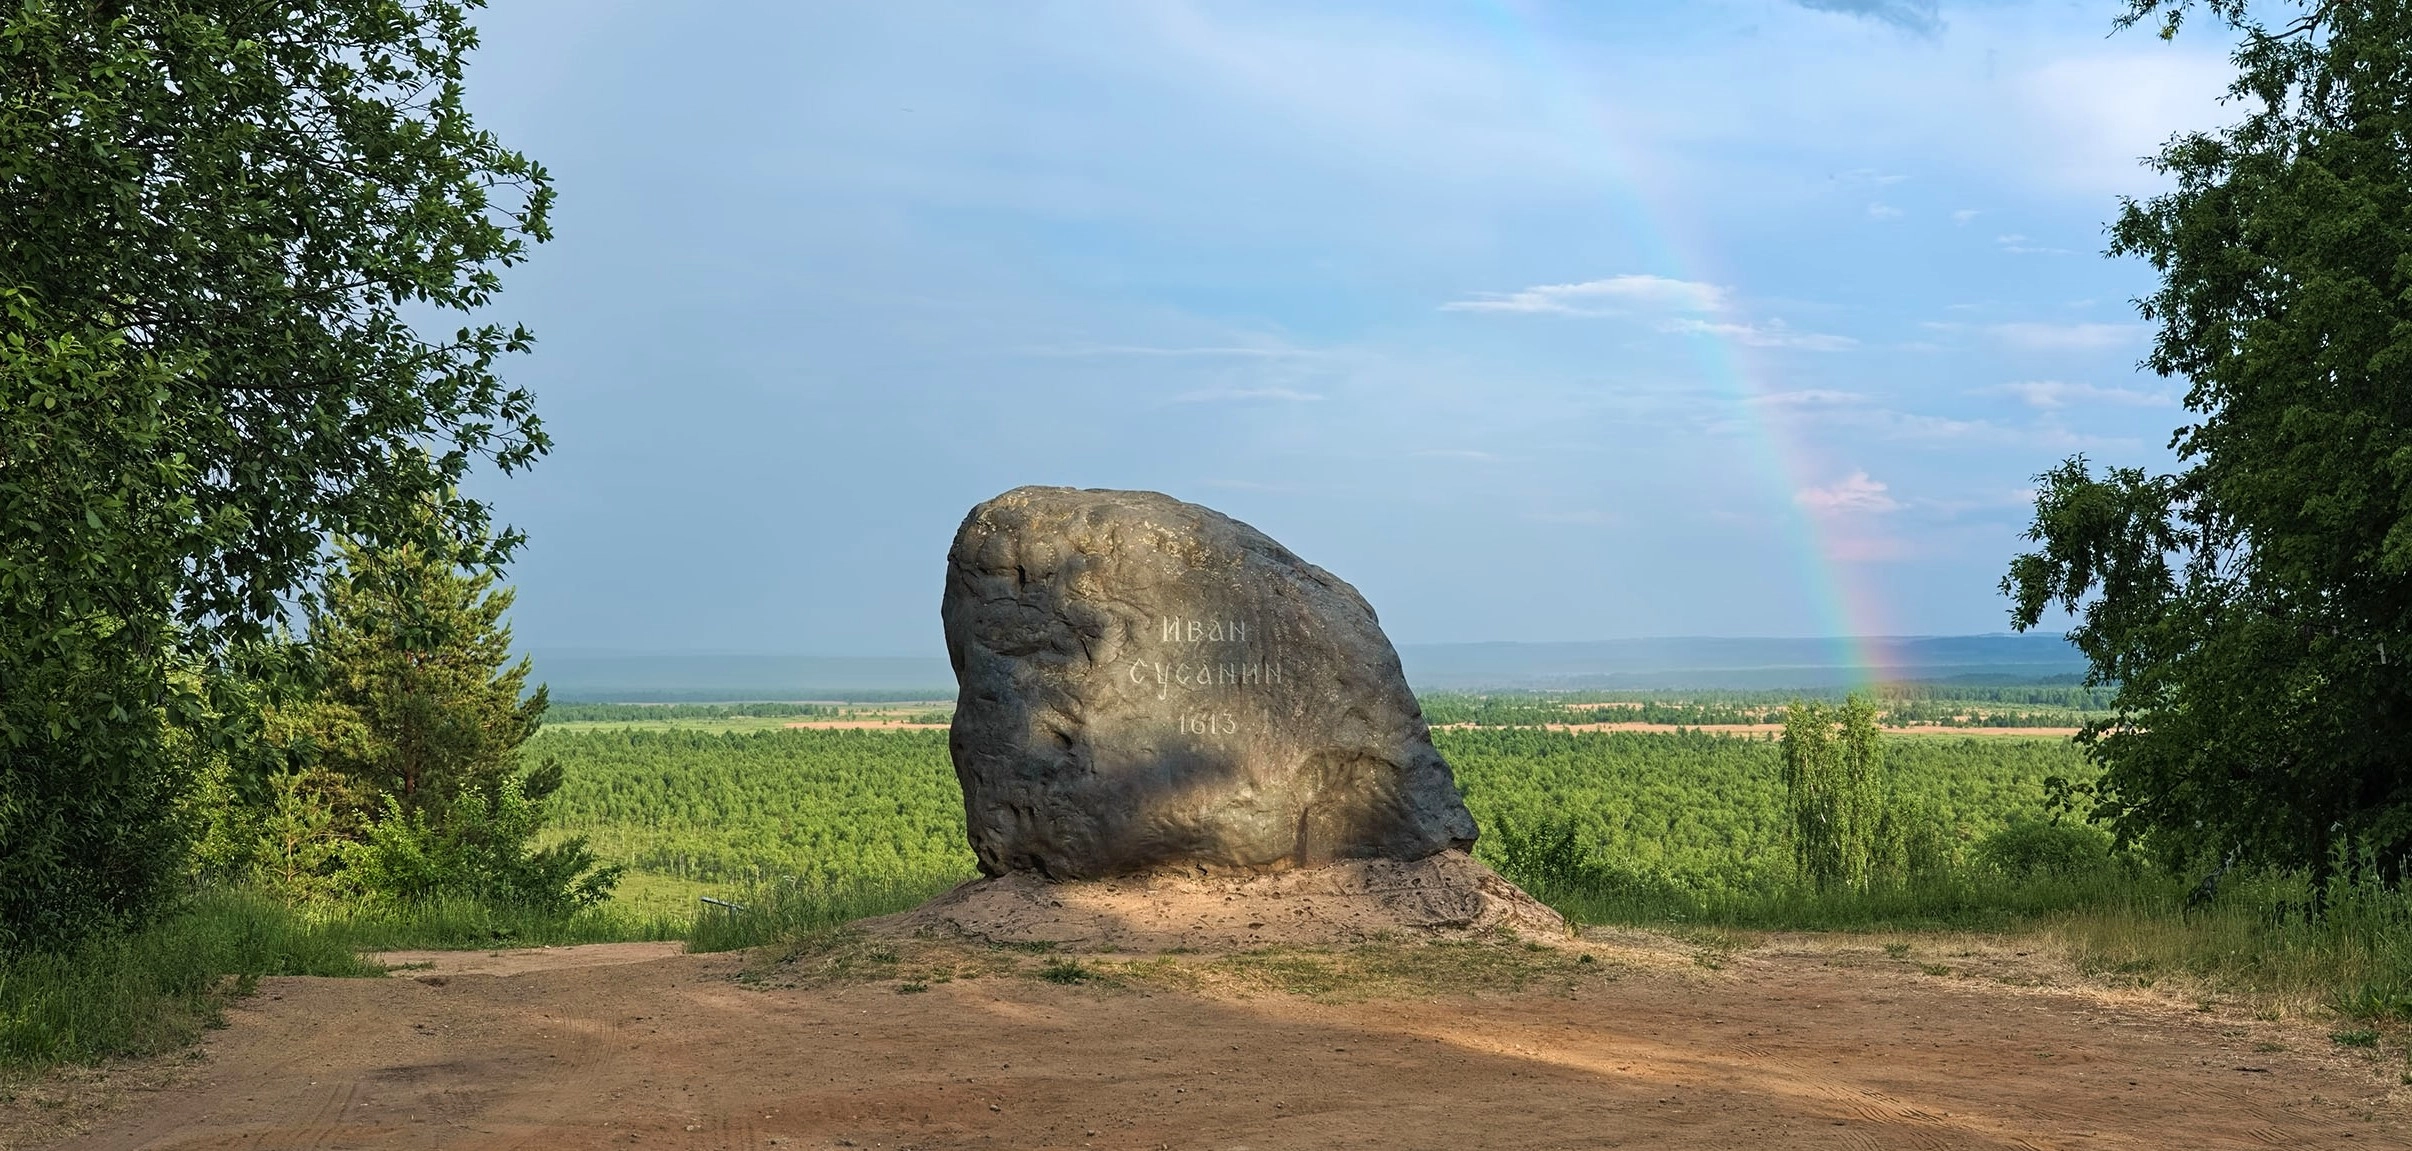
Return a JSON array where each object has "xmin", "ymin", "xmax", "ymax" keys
[{"xmin": 12, "ymin": 928, "xmax": 2406, "ymax": 1151}]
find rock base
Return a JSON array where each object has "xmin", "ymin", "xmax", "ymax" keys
[{"xmin": 866, "ymin": 851, "xmax": 1567, "ymax": 952}]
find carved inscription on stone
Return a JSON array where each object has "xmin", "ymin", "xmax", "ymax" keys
[{"xmin": 1125, "ymin": 617, "xmax": 1284, "ymax": 734}]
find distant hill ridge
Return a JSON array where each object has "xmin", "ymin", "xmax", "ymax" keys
[{"xmin": 528, "ymin": 634, "xmax": 2085, "ymax": 702}]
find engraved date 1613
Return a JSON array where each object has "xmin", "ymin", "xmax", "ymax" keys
[{"xmin": 1179, "ymin": 711, "xmax": 1239, "ymax": 736}]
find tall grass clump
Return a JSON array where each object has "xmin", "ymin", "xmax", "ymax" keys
[
  {"xmin": 312, "ymin": 896, "xmax": 687, "ymax": 952},
  {"xmin": 2052, "ymin": 848, "xmax": 2412, "ymax": 1021},
  {"xmin": 687, "ymin": 872, "xmax": 968, "ymax": 953},
  {"xmin": 0, "ymin": 891, "xmax": 374, "ymax": 1070}
]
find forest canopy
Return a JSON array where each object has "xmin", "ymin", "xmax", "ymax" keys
[{"xmin": 2008, "ymin": 0, "xmax": 2412, "ymax": 875}]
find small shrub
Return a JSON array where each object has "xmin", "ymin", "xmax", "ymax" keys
[{"xmin": 1974, "ymin": 816, "xmax": 2115, "ymax": 880}]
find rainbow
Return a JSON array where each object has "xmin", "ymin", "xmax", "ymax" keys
[{"xmin": 1473, "ymin": 1, "xmax": 1896, "ymax": 687}]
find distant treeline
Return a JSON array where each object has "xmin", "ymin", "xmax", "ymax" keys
[
  {"xmin": 544, "ymin": 683, "xmax": 2114, "ymax": 731},
  {"xmin": 544, "ymin": 702, "xmax": 857, "ymax": 723},
  {"xmin": 1415, "ymin": 683, "xmax": 2115, "ymax": 729},
  {"xmin": 546, "ymin": 688, "xmax": 952, "ymax": 706}
]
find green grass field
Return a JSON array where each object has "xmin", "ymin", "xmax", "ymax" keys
[
  {"xmin": 537, "ymin": 725, "xmax": 2090, "ymax": 899},
  {"xmin": 534, "ymin": 722, "xmax": 2103, "ymax": 939}
]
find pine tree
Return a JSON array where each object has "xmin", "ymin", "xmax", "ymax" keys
[
  {"xmin": 303, "ymin": 537, "xmax": 550, "ymax": 818},
  {"xmin": 261, "ymin": 535, "xmax": 615, "ymax": 911}
]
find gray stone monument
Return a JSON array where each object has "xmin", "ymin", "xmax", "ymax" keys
[{"xmin": 942, "ymin": 486, "xmax": 1480, "ymax": 879}]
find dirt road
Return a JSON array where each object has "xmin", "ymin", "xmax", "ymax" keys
[{"xmin": 27, "ymin": 935, "xmax": 2408, "ymax": 1150}]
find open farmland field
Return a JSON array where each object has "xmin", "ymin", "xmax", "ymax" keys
[{"xmin": 535, "ymin": 726, "xmax": 2090, "ymax": 900}]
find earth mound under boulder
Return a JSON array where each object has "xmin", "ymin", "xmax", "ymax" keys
[
  {"xmin": 869, "ymin": 850, "xmax": 1568, "ymax": 951},
  {"xmin": 942, "ymin": 485, "xmax": 1478, "ymax": 879}
]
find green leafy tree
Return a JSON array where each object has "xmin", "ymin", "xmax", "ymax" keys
[
  {"xmin": 0, "ymin": 1, "xmax": 549, "ymax": 947},
  {"xmin": 1781, "ymin": 696, "xmax": 1885, "ymax": 890},
  {"xmin": 264, "ymin": 535, "xmax": 614, "ymax": 910},
  {"xmin": 2005, "ymin": 0, "xmax": 2412, "ymax": 877}
]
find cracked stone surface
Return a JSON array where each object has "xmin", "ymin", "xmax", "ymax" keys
[{"xmin": 942, "ymin": 485, "xmax": 1479, "ymax": 878}]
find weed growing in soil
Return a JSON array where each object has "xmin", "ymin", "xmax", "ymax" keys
[{"xmin": 1036, "ymin": 960, "xmax": 1095, "ymax": 984}]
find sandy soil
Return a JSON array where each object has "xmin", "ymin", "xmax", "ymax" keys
[
  {"xmin": 876, "ymin": 853, "xmax": 1568, "ymax": 951},
  {"xmin": 19, "ymin": 930, "xmax": 2406, "ymax": 1150}
]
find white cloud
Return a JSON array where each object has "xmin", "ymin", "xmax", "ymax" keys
[
  {"xmin": 1796, "ymin": 471, "xmax": 1901, "ymax": 515},
  {"xmin": 1951, "ymin": 209, "xmax": 1980, "ymax": 225},
  {"xmin": 1827, "ymin": 533, "xmax": 1918, "ymax": 563},
  {"xmin": 1793, "ymin": 0, "xmax": 1942, "ymax": 37},
  {"xmin": 1167, "ymin": 387, "xmax": 1324, "ymax": 403},
  {"xmin": 1752, "ymin": 388, "xmax": 1868, "ymax": 407},
  {"xmin": 1867, "ymin": 202, "xmax": 1903, "ymax": 219},
  {"xmin": 2011, "ymin": 51, "xmax": 2234, "ymax": 195},
  {"xmin": 1767, "ymin": 397, "xmax": 2003, "ymax": 443},
  {"xmin": 1664, "ymin": 318, "xmax": 1857, "ymax": 351},
  {"xmin": 1866, "ymin": 410, "xmax": 1991, "ymax": 441},
  {"xmin": 1994, "ymin": 233, "xmax": 2070, "ymax": 255},
  {"xmin": 1022, "ymin": 343, "xmax": 1320, "ymax": 360},
  {"xmin": 1443, "ymin": 274, "xmax": 1726, "ymax": 316},
  {"xmin": 1521, "ymin": 508, "xmax": 1620, "ymax": 527},
  {"xmin": 1448, "ymin": 276, "xmax": 1853, "ymax": 350},
  {"xmin": 1986, "ymin": 380, "xmax": 2174, "ymax": 409},
  {"xmin": 1989, "ymin": 322, "xmax": 2153, "ymax": 351}
]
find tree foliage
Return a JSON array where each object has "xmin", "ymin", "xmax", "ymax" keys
[
  {"xmin": 0, "ymin": 1, "xmax": 549, "ymax": 947},
  {"xmin": 1780, "ymin": 697, "xmax": 1887, "ymax": 890},
  {"xmin": 298, "ymin": 536, "xmax": 551, "ymax": 817},
  {"xmin": 2007, "ymin": 0, "xmax": 2412, "ymax": 874},
  {"xmin": 230, "ymin": 538, "xmax": 615, "ymax": 911}
]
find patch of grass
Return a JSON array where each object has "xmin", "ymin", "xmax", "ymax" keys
[
  {"xmin": 2044, "ymin": 869, "xmax": 2412, "ymax": 1023},
  {"xmin": 1036, "ymin": 959, "xmax": 1094, "ymax": 984},
  {"xmin": 2331, "ymin": 1028, "xmax": 2381, "ymax": 1048},
  {"xmin": 312, "ymin": 896, "xmax": 685, "ymax": 951},
  {"xmin": 686, "ymin": 874, "xmax": 962, "ymax": 954},
  {"xmin": 1127, "ymin": 935, "xmax": 1614, "ymax": 1002},
  {"xmin": 735, "ymin": 926, "xmax": 904, "ymax": 988},
  {"xmin": 0, "ymin": 890, "xmax": 376, "ymax": 1072}
]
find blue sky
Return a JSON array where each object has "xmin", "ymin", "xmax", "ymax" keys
[{"xmin": 462, "ymin": 0, "xmax": 2239, "ymax": 657}]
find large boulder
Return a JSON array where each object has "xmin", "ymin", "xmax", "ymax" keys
[{"xmin": 942, "ymin": 485, "xmax": 1478, "ymax": 878}]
